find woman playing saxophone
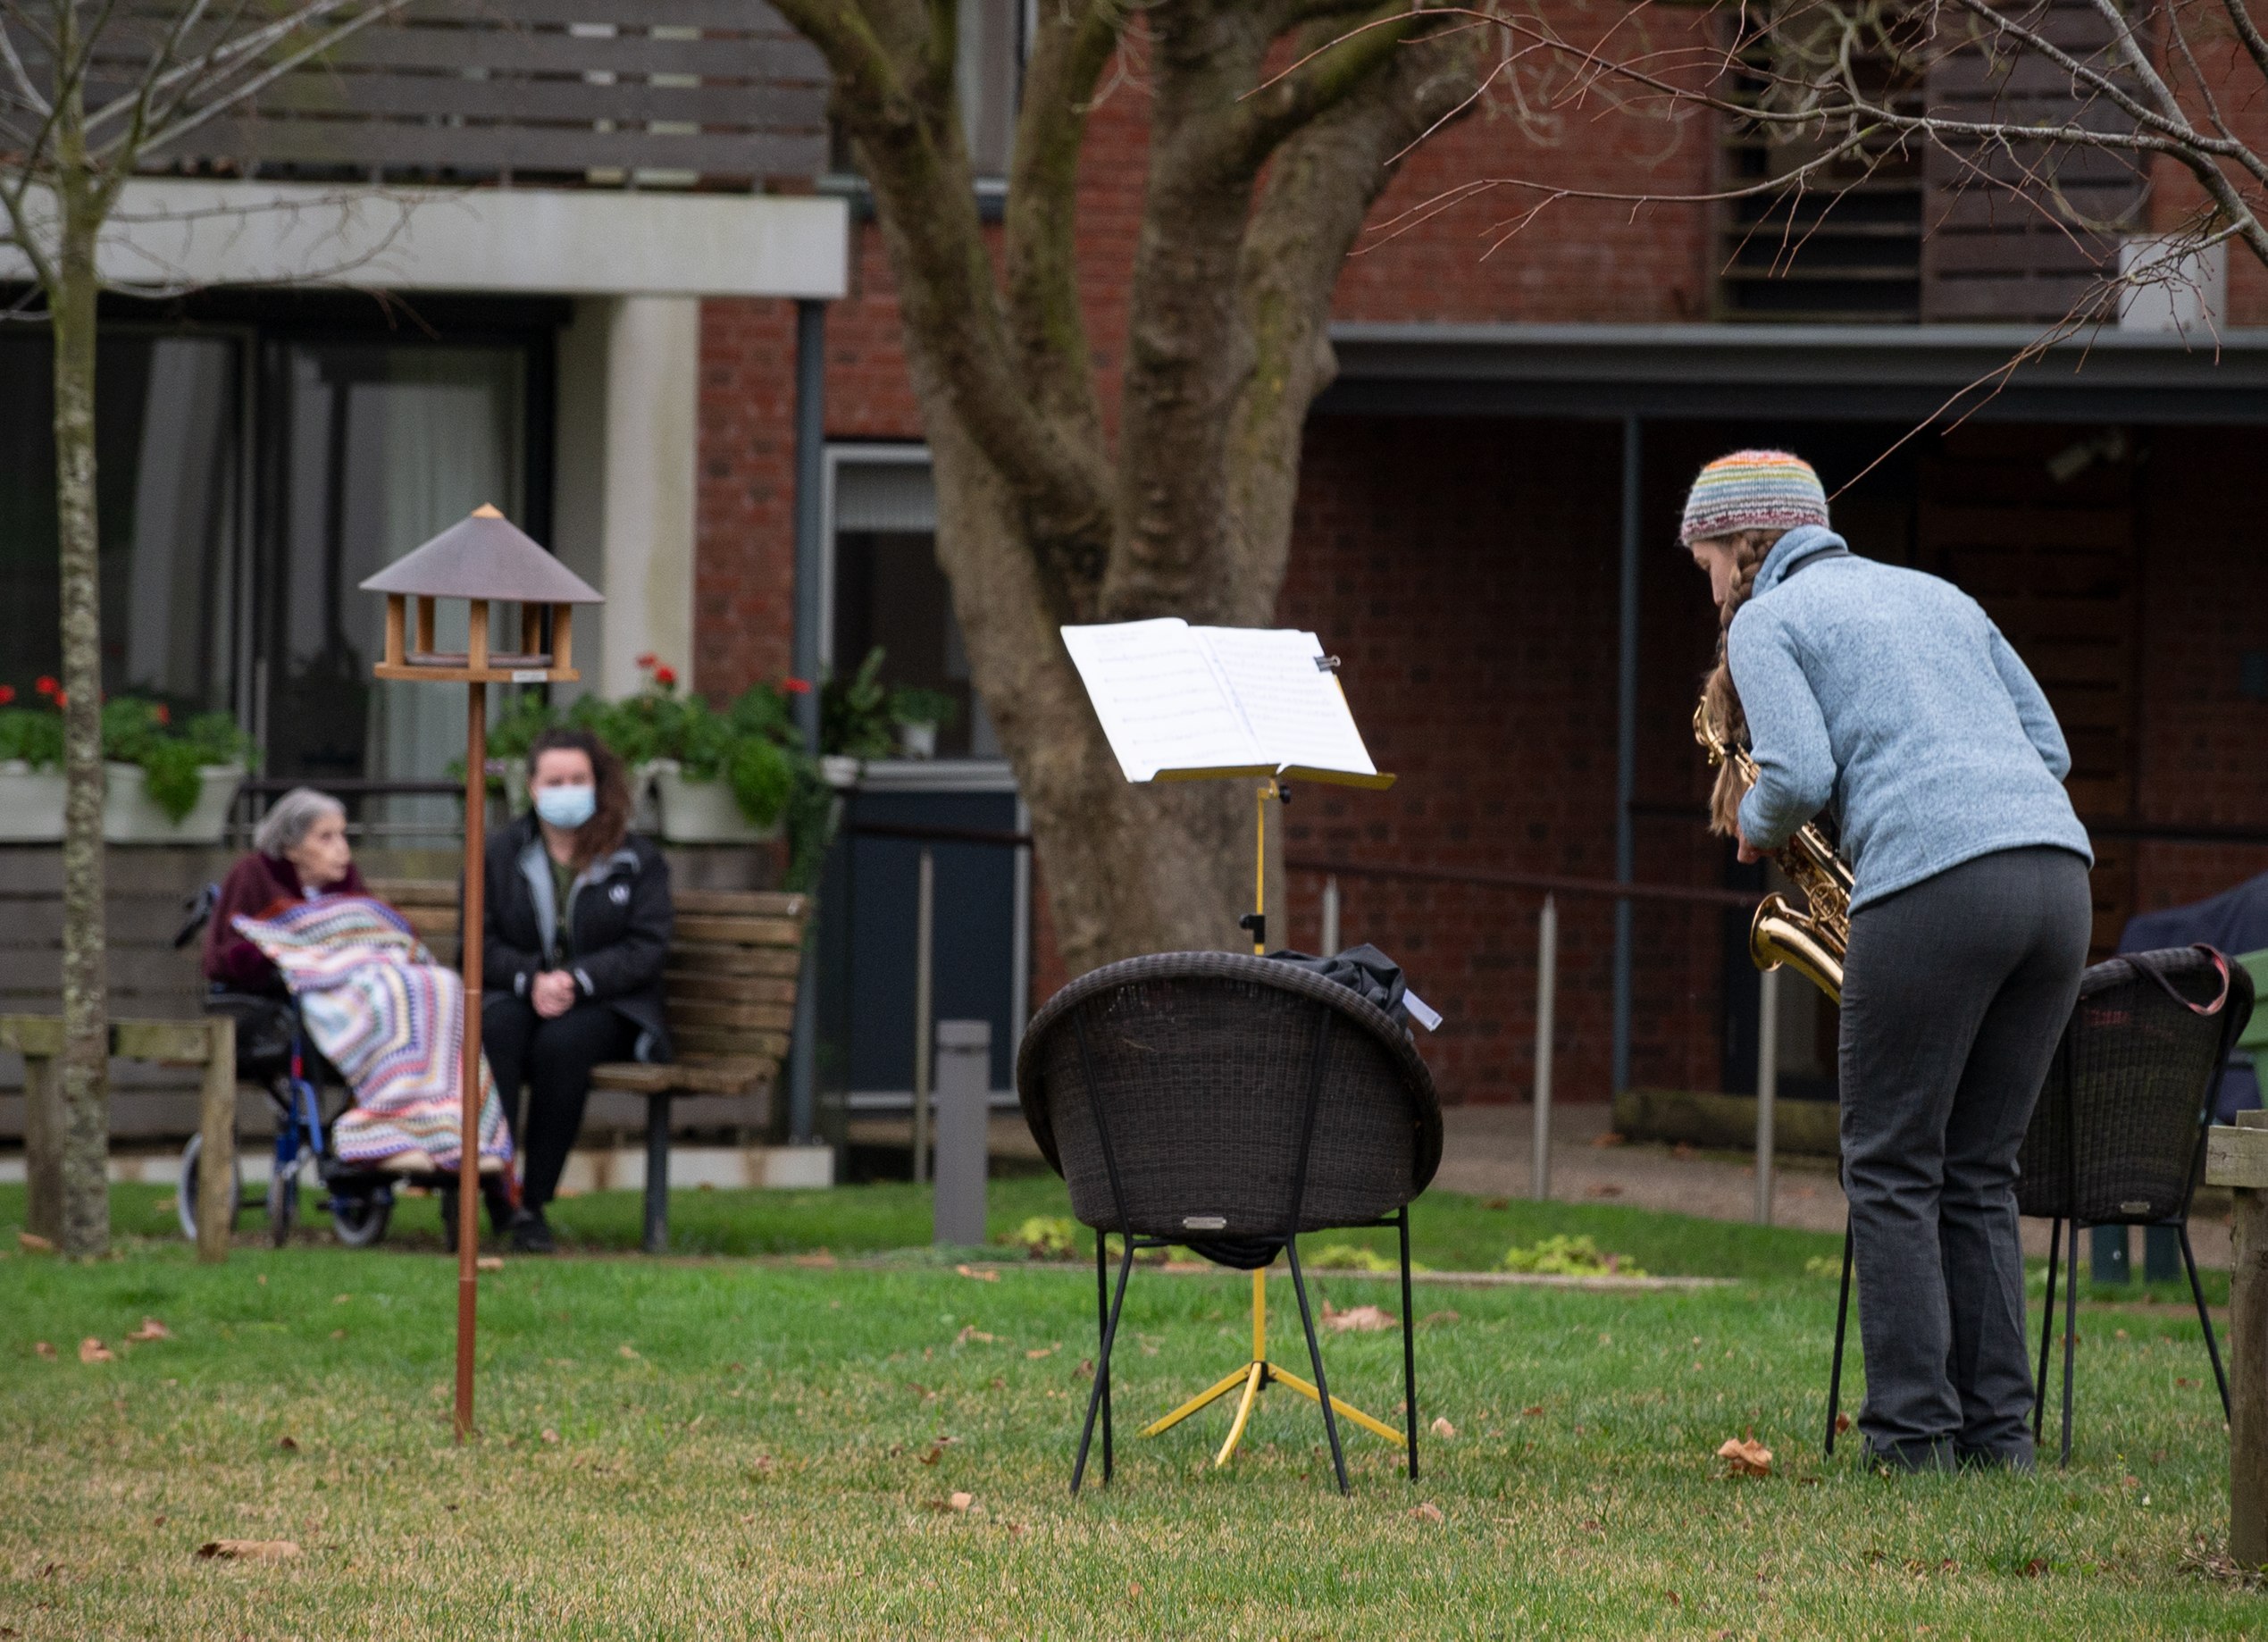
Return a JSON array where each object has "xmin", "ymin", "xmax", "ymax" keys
[{"xmin": 1682, "ymin": 450, "xmax": 2092, "ymax": 1475}]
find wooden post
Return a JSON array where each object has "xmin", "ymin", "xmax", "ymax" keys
[
  {"xmin": 456, "ymin": 679, "xmax": 486, "ymax": 1440},
  {"xmin": 2206, "ymin": 1112, "xmax": 2268, "ymax": 1564},
  {"xmin": 197, "ymin": 1015, "xmax": 235, "ymax": 1264},
  {"xmin": 22, "ymin": 1051, "xmax": 60, "ymax": 1243}
]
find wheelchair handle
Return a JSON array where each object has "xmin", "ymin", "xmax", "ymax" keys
[{"xmin": 172, "ymin": 883, "xmax": 221, "ymax": 950}]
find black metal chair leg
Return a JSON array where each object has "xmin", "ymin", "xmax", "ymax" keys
[
  {"xmin": 1825, "ymin": 1222, "xmax": 1854, "ymax": 1456},
  {"xmin": 2060, "ymin": 1215, "xmax": 2080, "ymax": 1468},
  {"xmin": 1399, "ymin": 1207, "xmax": 1419, "ymax": 1481},
  {"xmin": 642, "ymin": 1092, "xmax": 671, "ymax": 1255},
  {"xmin": 1096, "ymin": 1233, "xmax": 1115, "ymax": 1482},
  {"xmin": 2179, "ymin": 1225, "xmax": 2232, "ymax": 1422},
  {"xmin": 2034, "ymin": 1217, "xmax": 2061, "ymax": 1440},
  {"xmin": 1073, "ymin": 1241, "xmax": 1137, "ymax": 1495},
  {"xmin": 1285, "ymin": 1242, "xmax": 1350, "ymax": 1494}
]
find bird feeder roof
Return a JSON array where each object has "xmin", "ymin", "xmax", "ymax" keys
[{"xmin": 359, "ymin": 506, "xmax": 602, "ymax": 604}]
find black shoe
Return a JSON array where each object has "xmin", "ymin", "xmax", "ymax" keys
[
  {"xmin": 509, "ymin": 1208, "xmax": 556, "ymax": 1254},
  {"xmin": 483, "ymin": 1182, "xmax": 517, "ymax": 1237}
]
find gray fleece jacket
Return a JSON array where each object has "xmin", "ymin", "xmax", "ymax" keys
[{"xmin": 1728, "ymin": 525, "xmax": 2092, "ymax": 911}]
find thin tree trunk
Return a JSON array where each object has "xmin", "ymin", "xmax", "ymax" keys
[{"xmin": 50, "ymin": 66, "xmax": 110, "ymax": 1259}]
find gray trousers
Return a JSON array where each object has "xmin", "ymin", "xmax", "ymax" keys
[{"xmin": 1840, "ymin": 845, "xmax": 2093, "ymax": 1468}]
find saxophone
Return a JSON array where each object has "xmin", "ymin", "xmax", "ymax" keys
[{"xmin": 1692, "ymin": 694, "xmax": 1854, "ymax": 1006}]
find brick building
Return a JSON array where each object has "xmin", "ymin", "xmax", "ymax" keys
[{"xmin": 6, "ymin": 3, "xmax": 2264, "ymax": 1144}]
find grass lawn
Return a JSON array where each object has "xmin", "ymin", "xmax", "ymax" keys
[{"xmin": 1, "ymin": 1182, "xmax": 2252, "ymax": 1638}]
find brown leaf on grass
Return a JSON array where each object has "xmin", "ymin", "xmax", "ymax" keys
[
  {"xmin": 955, "ymin": 1265, "xmax": 1000, "ymax": 1283},
  {"xmin": 1835, "ymin": 1413, "xmax": 1853, "ymax": 1434},
  {"xmin": 1664, "ymin": 1589, "xmax": 1680, "ymax": 1606},
  {"xmin": 1591, "ymin": 1133, "xmax": 1627, "ymax": 1149},
  {"xmin": 751, "ymin": 1454, "xmax": 774, "ymax": 1475},
  {"xmin": 79, "ymin": 1337, "xmax": 114, "ymax": 1364},
  {"xmin": 1431, "ymin": 1417, "xmax": 1457, "ymax": 1439},
  {"xmin": 1321, "ymin": 1302, "xmax": 1398, "ymax": 1334},
  {"xmin": 126, "ymin": 1318, "xmax": 171, "ymax": 1343},
  {"xmin": 1126, "ymin": 1579, "xmax": 1142, "ymax": 1596},
  {"xmin": 197, "ymin": 1539, "xmax": 300, "ymax": 1562},
  {"xmin": 922, "ymin": 1491, "xmax": 975, "ymax": 1512},
  {"xmin": 33, "ymin": 1341, "xmax": 55, "ymax": 1359},
  {"xmin": 331, "ymin": 1329, "xmax": 346, "ymax": 1341},
  {"xmin": 918, "ymin": 1444, "xmax": 948, "ymax": 1467},
  {"xmin": 18, "ymin": 1233, "xmax": 54, "ymax": 1252},
  {"xmin": 2023, "ymin": 1557, "xmax": 2049, "ymax": 1578},
  {"xmin": 540, "ymin": 1429, "xmax": 560, "ymax": 1445},
  {"xmin": 276, "ymin": 1436, "xmax": 298, "ymax": 1451},
  {"xmin": 332, "ymin": 1294, "xmax": 351, "ymax": 1305},
  {"xmin": 1718, "ymin": 1437, "xmax": 1773, "ymax": 1478},
  {"xmin": 476, "ymin": 1256, "xmax": 504, "ymax": 1272},
  {"xmin": 2178, "ymin": 1378, "xmax": 2199, "ymax": 1387},
  {"xmin": 1521, "ymin": 1404, "xmax": 1544, "ymax": 1417},
  {"xmin": 1585, "ymin": 1184, "xmax": 1623, "ymax": 1199},
  {"xmin": 618, "ymin": 1344, "xmax": 640, "ymax": 1360},
  {"xmin": 1025, "ymin": 1345, "xmax": 1058, "ymax": 1360},
  {"xmin": 1480, "ymin": 1196, "xmax": 1510, "ymax": 1211},
  {"xmin": 954, "ymin": 1325, "xmax": 994, "ymax": 1346},
  {"xmin": 1075, "ymin": 1359, "xmax": 1094, "ymax": 1378},
  {"xmin": 1410, "ymin": 1501, "xmax": 1444, "ymax": 1524}
]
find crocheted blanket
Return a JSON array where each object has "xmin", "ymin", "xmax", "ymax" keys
[{"xmin": 234, "ymin": 895, "xmax": 511, "ymax": 1170}]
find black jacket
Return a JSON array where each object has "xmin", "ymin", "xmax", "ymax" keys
[{"xmin": 478, "ymin": 811, "xmax": 673, "ymax": 1057}]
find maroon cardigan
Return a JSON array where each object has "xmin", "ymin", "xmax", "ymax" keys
[{"xmin": 202, "ymin": 852, "xmax": 370, "ymax": 993}]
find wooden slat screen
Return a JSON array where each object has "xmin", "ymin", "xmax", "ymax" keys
[{"xmin": 71, "ymin": 0, "xmax": 829, "ymax": 188}]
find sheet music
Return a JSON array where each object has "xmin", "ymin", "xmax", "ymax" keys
[
  {"xmin": 1062, "ymin": 618, "xmax": 1385, "ymax": 786},
  {"xmin": 1059, "ymin": 619, "xmax": 1266, "ymax": 783},
  {"xmin": 1192, "ymin": 626, "xmax": 1379, "ymax": 782}
]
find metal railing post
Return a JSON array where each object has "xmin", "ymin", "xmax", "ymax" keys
[
  {"xmin": 911, "ymin": 845, "xmax": 934, "ymax": 1185},
  {"xmin": 1320, "ymin": 875, "xmax": 1341, "ymax": 958},
  {"xmin": 1756, "ymin": 964, "xmax": 1778, "ymax": 1226},
  {"xmin": 1532, "ymin": 894, "xmax": 1557, "ymax": 1202}
]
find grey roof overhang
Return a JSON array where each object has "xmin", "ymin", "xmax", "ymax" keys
[{"xmin": 1318, "ymin": 323, "xmax": 2268, "ymax": 423}]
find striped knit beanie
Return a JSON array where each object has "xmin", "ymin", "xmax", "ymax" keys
[{"xmin": 1678, "ymin": 450, "xmax": 1829, "ymax": 545}]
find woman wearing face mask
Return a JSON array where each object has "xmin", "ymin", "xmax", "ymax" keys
[{"xmin": 478, "ymin": 725, "xmax": 673, "ymax": 1252}]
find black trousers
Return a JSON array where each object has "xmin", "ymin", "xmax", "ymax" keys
[
  {"xmin": 1839, "ymin": 844, "xmax": 2093, "ymax": 1468},
  {"xmin": 483, "ymin": 994, "xmax": 639, "ymax": 1210}
]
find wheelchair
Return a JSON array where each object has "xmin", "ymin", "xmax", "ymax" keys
[{"xmin": 172, "ymin": 882, "xmax": 458, "ymax": 1251}]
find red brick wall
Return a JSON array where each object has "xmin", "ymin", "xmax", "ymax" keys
[{"xmin": 694, "ymin": 298, "xmax": 799, "ymax": 698}]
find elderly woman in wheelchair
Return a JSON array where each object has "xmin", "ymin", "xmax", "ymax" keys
[{"xmin": 180, "ymin": 788, "xmax": 512, "ymax": 1250}]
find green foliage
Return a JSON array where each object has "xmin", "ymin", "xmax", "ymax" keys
[
  {"xmin": 1008, "ymin": 1216, "xmax": 1081, "ymax": 1261},
  {"xmin": 93, "ymin": 698, "xmax": 258, "ymax": 823},
  {"xmin": 1500, "ymin": 1233, "xmax": 1646, "ymax": 1278},
  {"xmin": 560, "ymin": 659, "xmax": 806, "ymax": 829},
  {"xmin": 822, "ymin": 645, "xmax": 896, "ymax": 758},
  {"xmin": 1309, "ymin": 1243, "xmax": 1430, "ymax": 1275},
  {"xmin": 0, "ymin": 706, "xmax": 63, "ymax": 769},
  {"xmin": 891, "ymin": 684, "xmax": 959, "ymax": 731}
]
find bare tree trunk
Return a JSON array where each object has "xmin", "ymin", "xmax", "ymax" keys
[{"xmin": 50, "ymin": 63, "xmax": 110, "ymax": 1259}]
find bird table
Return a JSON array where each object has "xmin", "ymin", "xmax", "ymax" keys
[{"xmin": 2205, "ymin": 1109, "xmax": 2268, "ymax": 1565}]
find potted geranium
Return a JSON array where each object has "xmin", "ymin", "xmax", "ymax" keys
[
  {"xmin": 577, "ymin": 657, "xmax": 804, "ymax": 844},
  {"xmin": 0, "ymin": 679, "xmax": 66, "ymax": 841},
  {"xmin": 99, "ymin": 696, "xmax": 255, "ymax": 843},
  {"xmin": 891, "ymin": 685, "xmax": 959, "ymax": 760}
]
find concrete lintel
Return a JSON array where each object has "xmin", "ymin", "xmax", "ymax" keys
[{"xmin": 0, "ymin": 180, "xmax": 848, "ymax": 298}]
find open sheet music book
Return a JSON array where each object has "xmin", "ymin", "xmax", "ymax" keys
[{"xmin": 1060, "ymin": 618, "xmax": 1393, "ymax": 789}]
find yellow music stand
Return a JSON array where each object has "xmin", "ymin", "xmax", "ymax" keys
[{"xmin": 1134, "ymin": 777, "xmax": 1407, "ymax": 1470}]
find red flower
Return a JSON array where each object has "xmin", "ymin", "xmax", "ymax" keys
[
  {"xmin": 34, "ymin": 676, "xmax": 56, "ymax": 697},
  {"xmin": 0, "ymin": 686, "xmax": 14, "ymax": 705},
  {"xmin": 652, "ymin": 666, "xmax": 677, "ymax": 688},
  {"xmin": 635, "ymin": 652, "xmax": 657, "ymax": 669},
  {"xmin": 155, "ymin": 704, "xmax": 171, "ymax": 725},
  {"xmin": 782, "ymin": 677, "xmax": 812, "ymax": 695},
  {"xmin": 52, "ymin": 691, "xmax": 65, "ymax": 707}
]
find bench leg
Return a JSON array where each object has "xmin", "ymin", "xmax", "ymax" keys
[
  {"xmin": 22, "ymin": 1054, "xmax": 61, "ymax": 1244},
  {"xmin": 643, "ymin": 1093, "xmax": 671, "ymax": 1255}
]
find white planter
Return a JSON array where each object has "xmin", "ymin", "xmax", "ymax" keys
[
  {"xmin": 650, "ymin": 760, "xmax": 783, "ymax": 844},
  {"xmin": 898, "ymin": 722, "xmax": 937, "ymax": 760},
  {"xmin": 102, "ymin": 762, "xmax": 244, "ymax": 844},
  {"xmin": 0, "ymin": 760, "xmax": 65, "ymax": 841},
  {"xmin": 820, "ymin": 754, "xmax": 862, "ymax": 791}
]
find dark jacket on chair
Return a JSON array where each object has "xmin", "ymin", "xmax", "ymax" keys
[
  {"xmin": 477, "ymin": 811, "xmax": 673, "ymax": 1060},
  {"xmin": 203, "ymin": 851, "xmax": 371, "ymax": 993}
]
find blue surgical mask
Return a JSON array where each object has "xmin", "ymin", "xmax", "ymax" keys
[{"xmin": 533, "ymin": 783, "xmax": 596, "ymax": 830}]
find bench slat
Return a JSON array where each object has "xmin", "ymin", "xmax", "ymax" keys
[
  {"xmin": 670, "ymin": 1025, "xmax": 790, "ymax": 1060},
  {"xmin": 662, "ymin": 972, "xmax": 797, "ymax": 1005},
  {"xmin": 666, "ymin": 942, "xmax": 803, "ymax": 978},
  {"xmin": 674, "ymin": 914, "xmax": 805, "ymax": 948},
  {"xmin": 370, "ymin": 878, "xmax": 457, "ymax": 907},
  {"xmin": 665, "ymin": 999, "xmax": 795, "ymax": 1032},
  {"xmin": 590, "ymin": 1055, "xmax": 775, "ymax": 1097},
  {"xmin": 672, "ymin": 890, "xmax": 808, "ymax": 918}
]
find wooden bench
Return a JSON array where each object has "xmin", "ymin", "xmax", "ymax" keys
[{"xmin": 372, "ymin": 879, "xmax": 811, "ymax": 1252}]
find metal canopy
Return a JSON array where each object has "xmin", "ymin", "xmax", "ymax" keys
[
  {"xmin": 361, "ymin": 506, "xmax": 601, "ymax": 603},
  {"xmin": 1319, "ymin": 323, "xmax": 2268, "ymax": 423}
]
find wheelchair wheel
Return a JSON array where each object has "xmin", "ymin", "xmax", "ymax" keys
[
  {"xmin": 331, "ymin": 1193, "xmax": 391, "ymax": 1248},
  {"xmin": 178, "ymin": 1134, "xmax": 242, "ymax": 1244},
  {"xmin": 267, "ymin": 1166, "xmax": 301, "ymax": 1248}
]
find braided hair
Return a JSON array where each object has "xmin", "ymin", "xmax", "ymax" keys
[{"xmin": 1702, "ymin": 529, "xmax": 1780, "ymax": 838}]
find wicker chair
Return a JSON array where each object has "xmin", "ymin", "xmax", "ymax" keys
[
  {"xmin": 1820, "ymin": 945, "xmax": 2254, "ymax": 1467},
  {"xmin": 1016, "ymin": 951, "xmax": 1443, "ymax": 1495},
  {"xmin": 2021, "ymin": 945, "xmax": 2254, "ymax": 1466}
]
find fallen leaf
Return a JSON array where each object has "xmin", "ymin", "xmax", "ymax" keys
[
  {"xmin": 1665, "ymin": 1589, "xmax": 1680, "ymax": 1607},
  {"xmin": 331, "ymin": 1328, "xmax": 346, "ymax": 1340},
  {"xmin": 541, "ymin": 1429, "xmax": 560, "ymax": 1445},
  {"xmin": 1522, "ymin": 1404, "xmax": 1544, "ymax": 1417},
  {"xmin": 256, "ymin": 1275, "xmax": 266, "ymax": 1286},
  {"xmin": 18, "ymin": 1233, "xmax": 54, "ymax": 1253},
  {"xmin": 2178, "ymin": 1378, "xmax": 2198, "ymax": 1387},
  {"xmin": 919, "ymin": 1446, "xmax": 944, "ymax": 1466},
  {"xmin": 2023, "ymin": 1557, "xmax": 2049, "ymax": 1578},
  {"xmin": 1585, "ymin": 1183, "xmax": 1623, "ymax": 1198},
  {"xmin": 33, "ymin": 1341, "xmax": 55, "ymax": 1359},
  {"xmin": 955, "ymin": 1325, "xmax": 995, "ymax": 1346},
  {"xmin": 1431, "ymin": 1417, "xmax": 1457, "ymax": 1439},
  {"xmin": 955, "ymin": 1265, "xmax": 1000, "ymax": 1283},
  {"xmin": 126, "ymin": 1318, "xmax": 170, "ymax": 1342},
  {"xmin": 618, "ymin": 1344, "xmax": 640, "ymax": 1360},
  {"xmin": 1835, "ymin": 1412, "xmax": 1853, "ymax": 1434},
  {"xmin": 197, "ymin": 1539, "xmax": 300, "ymax": 1562},
  {"xmin": 276, "ymin": 1436, "xmax": 298, "ymax": 1451},
  {"xmin": 80, "ymin": 1337, "xmax": 114, "ymax": 1364},
  {"xmin": 1025, "ymin": 1345, "xmax": 1058, "ymax": 1360},
  {"xmin": 1410, "ymin": 1501, "xmax": 1444, "ymax": 1524},
  {"xmin": 1321, "ymin": 1302, "xmax": 1399, "ymax": 1333},
  {"xmin": 1127, "ymin": 1579, "xmax": 1142, "ymax": 1596},
  {"xmin": 1480, "ymin": 1196, "xmax": 1510, "ymax": 1211},
  {"xmin": 476, "ymin": 1256, "xmax": 504, "ymax": 1272},
  {"xmin": 332, "ymin": 1294, "xmax": 350, "ymax": 1305},
  {"xmin": 921, "ymin": 1491, "xmax": 975, "ymax": 1513},
  {"xmin": 752, "ymin": 1454, "xmax": 774, "ymax": 1475},
  {"xmin": 2115, "ymin": 1328, "xmax": 2129, "ymax": 1339},
  {"xmin": 1075, "ymin": 1358, "xmax": 1094, "ymax": 1378},
  {"xmin": 1718, "ymin": 1437, "xmax": 1773, "ymax": 1478}
]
